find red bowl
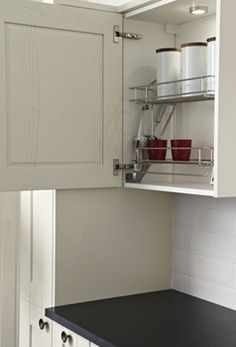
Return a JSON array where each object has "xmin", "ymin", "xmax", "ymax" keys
[
  {"xmin": 171, "ymin": 139, "xmax": 192, "ymax": 161},
  {"xmin": 147, "ymin": 139, "xmax": 167, "ymax": 160}
]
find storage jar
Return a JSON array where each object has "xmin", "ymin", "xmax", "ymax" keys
[
  {"xmin": 156, "ymin": 48, "xmax": 181, "ymax": 98},
  {"xmin": 207, "ymin": 37, "xmax": 216, "ymax": 94},
  {"xmin": 181, "ymin": 42, "xmax": 207, "ymax": 95}
]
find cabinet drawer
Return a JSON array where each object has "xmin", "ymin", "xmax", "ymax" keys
[
  {"xmin": 53, "ymin": 321, "xmax": 90, "ymax": 347},
  {"xmin": 77, "ymin": 334, "xmax": 90, "ymax": 347},
  {"xmin": 30, "ymin": 304, "xmax": 52, "ymax": 347}
]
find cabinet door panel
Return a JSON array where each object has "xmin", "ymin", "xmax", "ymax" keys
[
  {"xmin": 0, "ymin": 1, "xmax": 122, "ymax": 190},
  {"xmin": 30, "ymin": 305, "xmax": 52, "ymax": 347}
]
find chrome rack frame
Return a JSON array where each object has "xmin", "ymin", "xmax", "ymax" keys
[
  {"xmin": 125, "ymin": 146, "xmax": 214, "ymax": 184},
  {"xmin": 130, "ymin": 75, "xmax": 215, "ymax": 106}
]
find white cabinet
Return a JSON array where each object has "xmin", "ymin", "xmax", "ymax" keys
[
  {"xmin": 53, "ymin": 322, "xmax": 89, "ymax": 347},
  {"xmin": 120, "ymin": 0, "xmax": 236, "ymax": 198},
  {"xmin": 19, "ymin": 190, "xmax": 55, "ymax": 347},
  {"xmin": 0, "ymin": 0, "xmax": 235, "ymax": 196},
  {"xmin": 0, "ymin": 0, "xmax": 122, "ymax": 191},
  {"xmin": 30, "ymin": 305, "xmax": 52, "ymax": 347}
]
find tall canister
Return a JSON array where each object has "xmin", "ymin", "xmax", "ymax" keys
[
  {"xmin": 156, "ymin": 48, "xmax": 181, "ymax": 98},
  {"xmin": 181, "ymin": 42, "xmax": 207, "ymax": 95},
  {"xmin": 207, "ymin": 37, "xmax": 216, "ymax": 94}
]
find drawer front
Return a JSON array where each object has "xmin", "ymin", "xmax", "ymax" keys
[
  {"xmin": 30, "ymin": 304, "xmax": 52, "ymax": 347},
  {"xmin": 53, "ymin": 321, "xmax": 90, "ymax": 347}
]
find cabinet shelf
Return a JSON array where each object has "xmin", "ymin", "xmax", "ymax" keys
[
  {"xmin": 130, "ymin": 75, "xmax": 215, "ymax": 105},
  {"xmin": 124, "ymin": 182, "xmax": 214, "ymax": 197}
]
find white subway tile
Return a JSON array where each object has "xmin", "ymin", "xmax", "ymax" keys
[
  {"xmin": 198, "ymin": 208, "xmax": 236, "ymax": 237},
  {"xmin": 171, "ymin": 228, "xmax": 185, "ymax": 250},
  {"xmin": 184, "ymin": 231, "xmax": 216, "ymax": 256},
  {"xmin": 172, "ymin": 195, "xmax": 236, "ymax": 310},
  {"xmin": 172, "ymin": 273, "xmax": 236, "ymax": 310},
  {"xmin": 172, "ymin": 250, "xmax": 233, "ymax": 287},
  {"xmin": 215, "ymin": 235, "xmax": 236, "ymax": 262},
  {"xmin": 233, "ymin": 265, "xmax": 236, "ymax": 289},
  {"xmin": 216, "ymin": 198, "xmax": 236, "ymax": 211},
  {"xmin": 172, "ymin": 194, "xmax": 217, "ymax": 209},
  {"xmin": 173, "ymin": 204, "xmax": 198, "ymax": 231}
]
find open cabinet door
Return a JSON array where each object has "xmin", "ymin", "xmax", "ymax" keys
[{"xmin": 0, "ymin": 0, "xmax": 122, "ymax": 191}]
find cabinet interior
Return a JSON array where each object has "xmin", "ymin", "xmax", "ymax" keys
[{"xmin": 123, "ymin": 0, "xmax": 216, "ymax": 196}]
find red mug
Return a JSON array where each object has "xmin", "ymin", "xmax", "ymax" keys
[
  {"xmin": 171, "ymin": 139, "xmax": 192, "ymax": 161},
  {"xmin": 147, "ymin": 139, "xmax": 167, "ymax": 160}
]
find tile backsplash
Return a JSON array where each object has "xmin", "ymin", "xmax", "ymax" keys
[{"xmin": 171, "ymin": 195, "xmax": 236, "ymax": 310}]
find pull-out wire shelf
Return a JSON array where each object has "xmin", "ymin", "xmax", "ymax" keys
[
  {"xmin": 125, "ymin": 146, "xmax": 214, "ymax": 183},
  {"xmin": 136, "ymin": 146, "xmax": 214, "ymax": 168},
  {"xmin": 130, "ymin": 75, "xmax": 215, "ymax": 105}
]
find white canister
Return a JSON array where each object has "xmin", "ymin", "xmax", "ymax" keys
[
  {"xmin": 181, "ymin": 42, "xmax": 207, "ymax": 96},
  {"xmin": 207, "ymin": 37, "xmax": 216, "ymax": 94},
  {"xmin": 156, "ymin": 48, "xmax": 181, "ymax": 98}
]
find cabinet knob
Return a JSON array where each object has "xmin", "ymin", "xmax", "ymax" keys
[
  {"xmin": 38, "ymin": 318, "xmax": 48, "ymax": 330},
  {"xmin": 61, "ymin": 331, "xmax": 72, "ymax": 343}
]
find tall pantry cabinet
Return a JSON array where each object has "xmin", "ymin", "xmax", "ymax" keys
[
  {"xmin": 0, "ymin": 0, "xmax": 235, "ymax": 347},
  {"xmin": 19, "ymin": 189, "xmax": 170, "ymax": 347}
]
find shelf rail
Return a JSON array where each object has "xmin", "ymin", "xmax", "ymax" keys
[
  {"xmin": 130, "ymin": 75, "xmax": 215, "ymax": 105},
  {"xmin": 125, "ymin": 146, "xmax": 214, "ymax": 183}
]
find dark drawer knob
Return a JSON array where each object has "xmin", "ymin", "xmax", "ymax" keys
[
  {"xmin": 38, "ymin": 318, "xmax": 48, "ymax": 330},
  {"xmin": 61, "ymin": 331, "xmax": 72, "ymax": 343}
]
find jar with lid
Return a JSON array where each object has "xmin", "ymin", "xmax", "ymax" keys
[
  {"xmin": 207, "ymin": 37, "xmax": 216, "ymax": 94},
  {"xmin": 181, "ymin": 42, "xmax": 207, "ymax": 96},
  {"xmin": 156, "ymin": 48, "xmax": 181, "ymax": 99}
]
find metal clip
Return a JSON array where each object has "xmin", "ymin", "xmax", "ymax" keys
[
  {"xmin": 113, "ymin": 159, "xmax": 134, "ymax": 176},
  {"xmin": 113, "ymin": 25, "xmax": 142, "ymax": 43}
]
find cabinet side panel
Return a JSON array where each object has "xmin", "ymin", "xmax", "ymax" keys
[
  {"xmin": 0, "ymin": 192, "xmax": 19, "ymax": 347},
  {"xmin": 215, "ymin": 0, "xmax": 236, "ymax": 197},
  {"xmin": 55, "ymin": 189, "xmax": 171, "ymax": 304}
]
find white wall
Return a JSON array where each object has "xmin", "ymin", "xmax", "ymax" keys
[
  {"xmin": 55, "ymin": 188, "xmax": 171, "ymax": 305},
  {"xmin": 171, "ymin": 194, "xmax": 236, "ymax": 310}
]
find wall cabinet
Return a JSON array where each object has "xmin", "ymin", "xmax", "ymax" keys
[{"xmin": 0, "ymin": 0, "xmax": 235, "ymax": 197}]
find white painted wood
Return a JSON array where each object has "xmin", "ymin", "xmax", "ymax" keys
[
  {"xmin": 53, "ymin": 322, "xmax": 90, "ymax": 347},
  {"xmin": 52, "ymin": 322, "xmax": 62, "ymax": 347},
  {"xmin": 20, "ymin": 192, "xmax": 31, "ymax": 303},
  {"xmin": 125, "ymin": 182, "xmax": 214, "ymax": 196},
  {"xmin": 60, "ymin": 327, "xmax": 77, "ymax": 347},
  {"xmin": 214, "ymin": 0, "xmax": 236, "ymax": 197},
  {"xmin": 55, "ymin": 0, "xmax": 116, "ymax": 11},
  {"xmin": 30, "ymin": 190, "xmax": 55, "ymax": 309},
  {"xmin": 19, "ymin": 299, "xmax": 30, "ymax": 347},
  {"xmin": 123, "ymin": 0, "xmax": 216, "ymax": 23},
  {"xmin": 30, "ymin": 304, "xmax": 52, "ymax": 347},
  {"xmin": 0, "ymin": 192, "xmax": 19, "ymax": 347},
  {"xmin": 118, "ymin": 0, "xmax": 159, "ymax": 13},
  {"xmin": 0, "ymin": 0, "xmax": 122, "ymax": 190},
  {"xmin": 77, "ymin": 334, "xmax": 90, "ymax": 347}
]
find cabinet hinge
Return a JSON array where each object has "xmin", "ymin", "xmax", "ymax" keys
[
  {"xmin": 113, "ymin": 25, "xmax": 143, "ymax": 43},
  {"xmin": 113, "ymin": 159, "xmax": 134, "ymax": 176}
]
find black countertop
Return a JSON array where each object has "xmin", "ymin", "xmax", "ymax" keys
[{"xmin": 45, "ymin": 290, "xmax": 236, "ymax": 347}]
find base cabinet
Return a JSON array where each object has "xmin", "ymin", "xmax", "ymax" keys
[
  {"xmin": 53, "ymin": 322, "xmax": 89, "ymax": 347},
  {"xmin": 30, "ymin": 305, "xmax": 52, "ymax": 347}
]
